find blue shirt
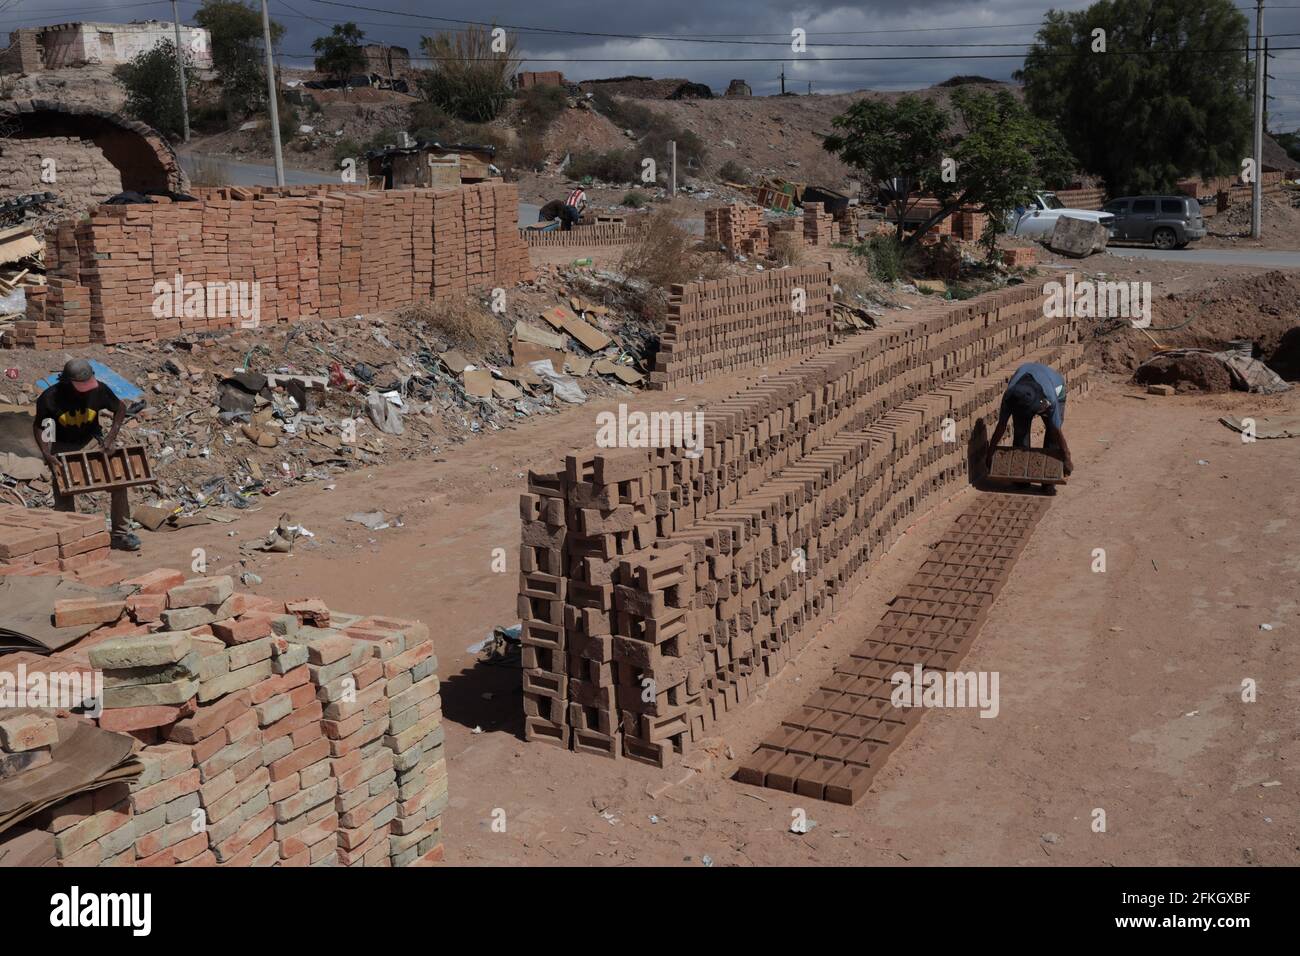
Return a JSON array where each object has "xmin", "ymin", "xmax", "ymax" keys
[{"xmin": 1007, "ymin": 362, "xmax": 1066, "ymax": 429}]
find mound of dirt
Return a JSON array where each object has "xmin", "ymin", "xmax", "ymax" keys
[
  {"xmin": 1133, "ymin": 353, "xmax": 1234, "ymax": 392},
  {"xmin": 1088, "ymin": 270, "xmax": 1300, "ymax": 375}
]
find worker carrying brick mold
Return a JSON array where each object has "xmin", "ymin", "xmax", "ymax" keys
[
  {"xmin": 985, "ymin": 361, "xmax": 1074, "ymax": 483},
  {"xmin": 32, "ymin": 358, "xmax": 141, "ymax": 551}
]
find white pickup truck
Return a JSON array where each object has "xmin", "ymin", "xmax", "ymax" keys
[{"xmin": 1007, "ymin": 192, "xmax": 1115, "ymax": 239}]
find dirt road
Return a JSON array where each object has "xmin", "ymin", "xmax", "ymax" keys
[{"xmin": 128, "ymin": 369, "xmax": 1299, "ymax": 866}]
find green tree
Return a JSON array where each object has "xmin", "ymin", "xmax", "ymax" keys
[
  {"xmin": 1275, "ymin": 131, "xmax": 1300, "ymax": 165},
  {"xmin": 312, "ymin": 22, "xmax": 367, "ymax": 88},
  {"xmin": 1015, "ymin": 0, "xmax": 1250, "ymax": 194},
  {"xmin": 115, "ymin": 39, "xmax": 196, "ymax": 140},
  {"xmin": 824, "ymin": 88, "xmax": 1075, "ymax": 251},
  {"xmin": 195, "ymin": 0, "xmax": 284, "ymax": 117},
  {"xmin": 419, "ymin": 24, "xmax": 520, "ymax": 123}
]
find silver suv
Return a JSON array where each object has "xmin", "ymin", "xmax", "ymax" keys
[{"xmin": 1103, "ymin": 195, "xmax": 1207, "ymax": 250}]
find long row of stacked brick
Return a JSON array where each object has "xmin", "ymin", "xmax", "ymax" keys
[
  {"xmin": 734, "ymin": 492, "xmax": 1052, "ymax": 804},
  {"xmin": 0, "ymin": 563, "xmax": 445, "ymax": 867},
  {"xmin": 10, "ymin": 182, "xmax": 533, "ymax": 350},
  {"xmin": 520, "ymin": 282, "xmax": 1089, "ymax": 766},
  {"xmin": 521, "ymin": 222, "xmax": 635, "ymax": 247},
  {"xmin": 648, "ymin": 265, "xmax": 835, "ymax": 389}
]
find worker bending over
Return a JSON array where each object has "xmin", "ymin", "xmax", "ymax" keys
[{"xmin": 986, "ymin": 361, "xmax": 1074, "ymax": 478}]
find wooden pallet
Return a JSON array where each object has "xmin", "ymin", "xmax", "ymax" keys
[
  {"xmin": 53, "ymin": 444, "xmax": 157, "ymax": 497},
  {"xmin": 987, "ymin": 446, "xmax": 1067, "ymax": 484}
]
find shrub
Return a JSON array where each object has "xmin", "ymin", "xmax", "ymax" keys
[
  {"xmin": 332, "ymin": 137, "xmax": 362, "ymax": 166},
  {"xmin": 621, "ymin": 191, "xmax": 650, "ymax": 208},
  {"xmin": 769, "ymin": 231, "xmax": 804, "ymax": 266},
  {"xmin": 516, "ymin": 85, "xmax": 568, "ymax": 131},
  {"xmin": 418, "ymin": 25, "xmax": 520, "ymax": 123},
  {"xmin": 717, "ymin": 160, "xmax": 750, "ymax": 184},
  {"xmin": 116, "ymin": 39, "xmax": 196, "ymax": 139},
  {"xmin": 853, "ymin": 235, "xmax": 906, "ymax": 283},
  {"xmin": 567, "ymin": 149, "xmax": 641, "ymax": 184}
]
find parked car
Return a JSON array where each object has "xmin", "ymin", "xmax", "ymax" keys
[
  {"xmin": 1102, "ymin": 195, "xmax": 1206, "ymax": 249},
  {"xmin": 1007, "ymin": 191, "xmax": 1116, "ymax": 239}
]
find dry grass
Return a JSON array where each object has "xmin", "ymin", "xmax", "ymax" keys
[
  {"xmin": 399, "ymin": 296, "xmax": 506, "ymax": 351},
  {"xmin": 184, "ymin": 152, "xmax": 233, "ymax": 188},
  {"xmin": 769, "ymin": 231, "xmax": 805, "ymax": 267},
  {"xmin": 618, "ymin": 211, "xmax": 728, "ymax": 324}
]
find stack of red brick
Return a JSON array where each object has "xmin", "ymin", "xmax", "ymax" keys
[
  {"xmin": 521, "ymin": 283, "xmax": 1090, "ymax": 765},
  {"xmin": 0, "ymin": 565, "xmax": 446, "ymax": 867},
  {"xmin": 802, "ymin": 202, "xmax": 837, "ymax": 246},
  {"xmin": 521, "ymin": 222, "xmax": 635, "ymax": 247},
  {"xmin": 649, "ymin": 265, "xmax": 835, "ymax": 388},
  {"xmin": 0, "ymin": 502, "xmax": 122, "ymax": 585},
  {"xmin": 1002, "ymin": 246, "xmax": 1038, "ymax": 268},
  {"xmin": 705, "ymin": 204, "xmax": 767, "ymax": 256},
  {"xmin": 9, "ymin": 182, "xmax": 534, "ymax": 350},
  {"xmin": 954, "ymin": 207, "xmax": 988, "ymax": 242}
]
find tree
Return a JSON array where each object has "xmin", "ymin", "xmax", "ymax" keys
[
  {"xmin": 1015, "ymin": 0, "xmax": 1251, "ymax": 195},
  {"xmin": 194, "ymin": 0, "xmax": 284, "ymax": 117},
  {"xmin": 312, "ymin": 22, "xmax": 367, "ymax": 88},
  {"xmin": 419, "ymin": 24, "xmax": 520, "ymax": 123},
  {"xmin": 824, "ymin": 88, "xmax": 1075, "ymax": 251},
  {"xmin": 1275, "ymin": 131, "xmax": 1300, "ymax": 165},
  {"xmin": 116, "ymin": 39, "xmax": 196, "ymax": 140}
]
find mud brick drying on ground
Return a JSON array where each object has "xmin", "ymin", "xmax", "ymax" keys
[
  {"xmin": 10, "ymin": 181, "xmax": 533, "ymax": 350},
  {"xmin": 0, "ymin": 562, "xmax": 446, "ymax": 867},
  {"xmin": 520, "ymin": 282, "xmax": 1090, "ymax": 767},
  {"xmin": 986, "ymin": 448, "xmax": 1067, "ymax": 485},
  {"xmin": 649, "ymin": 266, "xmax": 835, "ymax": 388},
  {"xmin": 0, "ymin": 502, "xmax": 120, "ymax": 583},
  {"xmin": 736, "ymin": 494, "xmax": 1051, "ymax": 804}
]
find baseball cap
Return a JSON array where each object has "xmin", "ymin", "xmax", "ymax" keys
[
  {"xmin": 62, "ymin": 358, "xmax": 99, "ymax": 393},
  {"xmin": 1007, "ymin": 378, "xmax": 1047, "ymax": 415}
]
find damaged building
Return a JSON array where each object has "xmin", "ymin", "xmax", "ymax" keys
[{"xmin": 0, "ymin": 20, "xmax": 213, "ymax": 74}]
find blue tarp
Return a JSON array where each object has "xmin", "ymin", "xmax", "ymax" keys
[{"xmin": 36, "ymin": 360, "xmax": 143, "ymax": 401}]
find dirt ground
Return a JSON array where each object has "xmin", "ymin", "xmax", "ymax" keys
[{"xmin": 119, "ymin": 357, "xmax": 1299, "ymax": 866}]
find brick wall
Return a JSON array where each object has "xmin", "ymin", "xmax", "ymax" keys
[
  {"xmin": 0, "ymin": 29, "xmax": 43, "ymax": 74},
  {"xmin": 649, "ymin": 265, "xmax": 835, "ymax": 388},
  {"xmin": 11, "ymin": 182, "xmax": 534, "ymax": 349},
  {"xmin": 519, "ymin": 283, "xmax": 1090, "ymax": 765}
]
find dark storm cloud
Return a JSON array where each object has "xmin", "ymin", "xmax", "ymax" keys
[{"xmin": 2, "ymin": 0, "xmax": 1298, "ymax": 127}]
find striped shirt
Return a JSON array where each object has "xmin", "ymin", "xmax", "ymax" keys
[{"xmin": 565, "ymin": 188, "xmax": 587, "ymax": 209}]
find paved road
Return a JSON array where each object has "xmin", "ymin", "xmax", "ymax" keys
[
  {"xmin": 1103, "ymin": 245, "xmax": 1300, "ymax": 268},
  {"xmin": 177, "ymin": 154, "xmax": 337, "ymax": 188}
]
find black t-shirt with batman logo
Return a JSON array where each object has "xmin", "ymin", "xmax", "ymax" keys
[{"xmin": 35, "ymin": 382, "xmax": 120, "ymax": 447}]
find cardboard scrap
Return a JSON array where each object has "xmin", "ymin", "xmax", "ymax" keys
[
  {"xmin": 566, "ymin": 357, "xmax": 595, "ymax": 377},
  {"xmin": 462, "ymin": 368, "xmax": 495, "ymax": 398},
  {"xmin": 492, "ymin": 380, "xmax": 523, "ymax": 401},
  {"xmin": 513, "ymin": 322, "xmax": 566, "ymax": 351},
  {"xmin": 439, "ymin": 351, "xmax": 472, "ymax": 374},
  {"xmin": 512, "ymin": 341, "xmax": 567, "ymax": 371},
  {"xmin": 613, "ymin": 366, "xmax": 644, "ymax": 385},
  {"xmin": 563, "ymin": 314, "xmax": 612, "ymax": 353},
  {"xmin": 540, "ymin": 306, "xmax": 576, "ymax": 330}
]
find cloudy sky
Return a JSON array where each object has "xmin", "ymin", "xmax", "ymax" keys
[{"xmin": 4, "ymin": 0, "xmax": 1299, "ymax": 130}]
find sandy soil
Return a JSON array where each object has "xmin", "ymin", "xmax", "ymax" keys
[{"xmin": 121, "ymin": 360, "xmax": 1300, "ymax": 866}]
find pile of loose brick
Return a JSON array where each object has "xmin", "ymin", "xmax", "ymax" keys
[
  {"xmin": 735, "ymin": 494, "xmax": 1052, "ymax": 803},
  {"xmin": 648, "ymin": 265, "xmax": 835, "ymax": 389},
  {"xmin": 1, "ymin": 565, "xmax": 446, "ymax": 867},
  {"xmin": 706, "ymin": 204, "xmax": 767, "ymax": 256},
  {"xmin": 520, "ymin": 283, "xmax": 1089, "ymax": 766},
  {"xmin": 0, "ymin": 502, "xmax": 123, "ymax": 585},
  {"xmin": 11, "ymin": 181, "xmax": 533, "ymax": 350}
]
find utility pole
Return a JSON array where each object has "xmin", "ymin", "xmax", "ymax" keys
[
  {"xmin": 1251, "ymin": 0, "xmax": 1264, "ymax": 240},
  {"xmin": 669, "ymin": 140, "xmax": 677, "ymax": 197},
  {"xmin": 779, "ymin": 66, "xmax": 785, "ymax": 95},
  {"xmin": 261, "ymin": 0, "xmax": 285, "ymax": 186},
  {"xmin": 170, "ymin": 0, "xmax": 190, "ymax": 143}
]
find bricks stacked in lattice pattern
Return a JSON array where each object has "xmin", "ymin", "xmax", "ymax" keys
[
  {"xmin": 521, "ymin": 283, "xmax": 1090, "ymax": 764},
  {"xmin": 649, "ymin": 265, "xmax": 835, "ymax": 388},
  {"xmin": 1002, "ymin": 246, "xmax": 1037, "ymax": 268},
  {"xmin": 1, "ymin": 570, "xmax": 446, "ymax": 868},
  {"xmin": 802, "ymin": 202, "xmax": 837, "ymax": 246},
  {"xmin": 705, "ymin": 203, "xmax": 767, "ymax": 256},
  {"xmin": 8, "ymin": 182, "xmax": 534, "ymax": 350},
  {"xmin": 736, "ymin": 495, "xmax": 1050, "ymax": 804},
  {"xmin": 0, "ymin": 502, "xmax": 115, "ymax": 582},
  {"xmin": 522, "ymin": 221, "xmax": 637, "ymax": 247}
]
